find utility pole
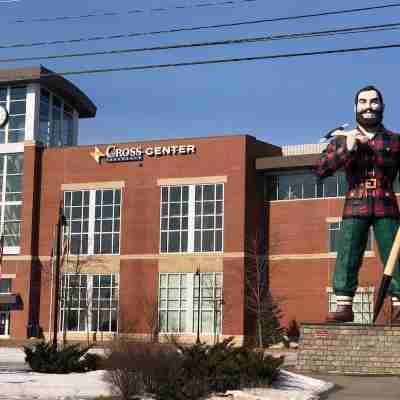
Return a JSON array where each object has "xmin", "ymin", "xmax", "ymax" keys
[
  {"xmin": 52, "ymin": 205, "xmax": 66, "ymax": 347},
  {"xmin": 196, "ymin": 267, "xmax": 201, "ymax": 344}
]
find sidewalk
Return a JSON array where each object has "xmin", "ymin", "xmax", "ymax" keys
[
  {"xmin": 278, "ymin": 349, "xmax": 400, "ymax": 400},
  {"xmin": 310, "ymin": 374, "xmax": 400, "ymax": 400}
]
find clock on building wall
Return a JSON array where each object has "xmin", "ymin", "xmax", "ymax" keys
[{"xmin": 0, "ymin": 105, "xmax": 8, "ymax": 128}]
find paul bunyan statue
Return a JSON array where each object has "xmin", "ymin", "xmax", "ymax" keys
[{"xmin": 316, "ymin": 85, "xmax": 400, "ymax": 323}]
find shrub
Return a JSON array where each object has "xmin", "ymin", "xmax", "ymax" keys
[
  {"xmin": 286, "ymin": 319, "xmax": 300, "ymax": 343},
  {"xmin": 104, "ymin": 340, "xmax": 182, "ymax": 400},
  {"xmin": 24, "ymin": 341, "xmax": 101, "ymax": 373},
  {"xmin": 177, "ymin": 338, "xmax": 283, "ymax": 392},
  {"xmin": 261, "ymin": 294, "xmax": 285, "ymax": 347},
  {"xmin": 104, "ymin": 337, "xmax": 283, "ymax": 400}
]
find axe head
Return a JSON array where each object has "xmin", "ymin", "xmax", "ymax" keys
[{"xmin": 373, "ymin": 274, "xmax": 392, "ymax": 324}]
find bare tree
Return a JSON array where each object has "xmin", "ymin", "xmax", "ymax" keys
[
  {"xmin": 61, "ymin": 253, "xmax": 84, "ymax": 347},
  {"xmin": 140, "ymin": 294, "xmax": 159, "ymax": 343},
  {"xmin": 245, "ymin": 234, "xmax": 284, "ymax": 348}
]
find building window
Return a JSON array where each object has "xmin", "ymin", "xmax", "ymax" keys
[
  {"xmin": 0, "ymin": 153, "xmax": 23, "ymax": 249},
  {"xmin": 328, "ymin": 221, "xmax": 373, "ymax": 253},
  {"xmin": 159, "ymin": 272, "xmax": 223, "ymax": 334},
  {"xmin": 160, "ymin": 184, "xmax": 224, "ymax": 253},
  {"xmin": 193, "ymin": 272, "xmax": 223, "ymax": 335},
  {"xmin": 328, "ymin": 287, "xmax": 374, "ymax": 323},
  {"xmin": 39, "ymin": 89, "xmax": 75, "ymax": 148},
  {"xmin": 60, "ymin": 273, "xmax": 119, "ymax": 332},
  {"xmin": 159, "ymin": 273, "xmax": 188, "ymax": 333},
  {"xmin": 0, "ymin": 86, "xmax": 26, "ymax": 144},
  {"xmin": 266, "ymin": 169, "xmax": 347, "ymax": 201},
  {"xmin": 0, "ymin": 279, "xmax": 12, "ymax": 336},
  {"xmin": 63, "ymin": 104, "xmax": 74, "ymax": 146},
  {"xmin": 64, "ymin": 188, "xmax": 121, "ymax": 255},
  {"xmin": 0, "ymin": 278, "xmax": 11, "ymax": 294},
  {"xmin": 51, "ymin": 96, "xmax": 62, "ymax": 147}
]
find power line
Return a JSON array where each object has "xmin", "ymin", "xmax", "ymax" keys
[
  {"xmin": 2, "ymin": 21, "xmax": 400, "ymax": 64},
  {"xmin": 3, "ymin": 2, "xmax": 400, "ymax": 26},
  {"xmin": 9, "ymin": 42, "xmax": 399, "ymax": 78},
  {"xmin": 6, "ymin": 0, "xmax": 258, "ymax": 24},
  {"xmin": 1, "ymin": 4, "xmax": 400, "ymax": 51}
]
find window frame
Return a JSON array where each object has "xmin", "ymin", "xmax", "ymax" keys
[
  {"xmin": 266, "ymin": 169, "xmax": 347, "ymax": 201},
  {"xmin": 159, "ymin": 183, "xmax": 224, "ymax": 254},
  {"xmin": 0, "ymin": 86, "xmax": 26, "ymax": 144},
  {"xmin": 59, "ymin": 273, "xmax": 119, "ymax": 333},
  {"xmin": 0, "ymin": 278, "xmax": 11, "ymax": 294},
  {"xmin": 63, "ymin": 188, "xmax": 122, "ymax": 256},
  {"xmin": 158, "ymin": 272, "xmax": 223, "ymax": 335},
  {"xmin": 39, "ymin": 88, "xmax": 75, "ymax": 148},
  {"xmin": 0, "ymin": 153, "xmax": 23, "ymax": 254}
]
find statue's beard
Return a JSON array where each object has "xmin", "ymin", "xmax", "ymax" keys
[{"xmin": 356, "ymin": 109, "xmax": 383, "ymax": 129}]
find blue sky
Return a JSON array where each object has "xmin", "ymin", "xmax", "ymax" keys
[{"xmin": 0, "ymin": 0, "xmax": 399, "ymax": 146}]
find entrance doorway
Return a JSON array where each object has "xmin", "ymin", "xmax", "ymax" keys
[{"xmin": 0, "ymin": 312, "xmax": 10, "ymax": 336}]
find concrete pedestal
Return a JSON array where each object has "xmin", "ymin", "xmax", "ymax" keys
[{"xmin": 296, "ymin": 323, "xmax": 400, "ymax": 375}]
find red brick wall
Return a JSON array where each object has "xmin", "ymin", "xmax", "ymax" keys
[
  {"xmin": 37, "ymin": 260, "xmax": 52, "ymax": 336},
  {"xmin": 222, "ymin": 258, "xmax": 245, "ymax": 335},
  {"xmin": 33, "ymin": 135, "xmax": 263, "ymax": 338},
  {"xmin": 1, "ymin": 260, "xmax": 32, "ymax": 338},
  {"xmin": 119, "ymin": 259, "xmax": 158, "ymax": 334},
  {"xmin": 37, "ymin": 136, "xmax": 250, "ymax": 256}
]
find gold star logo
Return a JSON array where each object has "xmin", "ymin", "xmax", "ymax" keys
[{"xmin": 91, "ymin": 146, "xmax": 105, "ymax": 163}]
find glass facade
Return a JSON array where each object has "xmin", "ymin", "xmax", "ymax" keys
[
  {"xmin": 64, "ymin": 189, "xmax": 121, "ymax": 255},
  {"xmin": 0, "ymin": 278, "xmax": 11, "ymax": 293},
  {"xmin": 266, "ymin": 169, "xmax": 347, "ymax": 200},
  {"xmin": 60, "ymin": 273, "xmax": 119, "ymax": 332},
  {"xmin": 0, "ymin": 86, "xmax": 26, "ymax": 144},
  {"xmin": 0, "ymin": 153, "xmax": 23, "ymax": 247},
  {"xmin": 160, "ymin": 184, "xmax": 224, "ymax": 253},
  {"xmin": 267, "ymin": 169, "xmax": 400, "ymax": 201},
  {"xmin": 39, "ymin": 88, "xmax": 74, "ymax": 147},
  {"xmin": 159, "ymin": 272, "xmax": 222, "ymax": 334}
]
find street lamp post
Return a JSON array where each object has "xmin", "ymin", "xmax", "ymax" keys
[
  {"xmin": 213, "ymin": 297, "xmax": 224, "ymax": 344},
  {"xmin": 52, "ymin": 204, "xmax": 67, "ymax": 347},
  {"xmin": 196, "ymin": 267, "xmax": 201, "ymax": 344}
]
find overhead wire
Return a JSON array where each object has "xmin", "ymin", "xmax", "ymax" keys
[
  {"xmin": 2, "ymin": 2, "xmax": 400, "ymax": 26},
  {"xmin": 1, "ymin": 21, "xmax": 400, "ymax": 63},
  {"xmin": 0, "ymin": 3, "xmax": 400, "ymax": 49},
  {"xmin": 5, "ymin": 42, "xmax": 399, "ymax": 78},
  {"xmin": 5, "ymin": 0, "xmax": 258, "ymax": 24}
]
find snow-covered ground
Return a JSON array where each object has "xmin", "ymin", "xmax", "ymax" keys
[{"xmin": 0, "ymin": 347, "xmax": 334, "ymax": 400}]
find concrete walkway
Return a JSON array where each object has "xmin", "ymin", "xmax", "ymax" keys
[{"xmin": 310, "ymin": 374, "xmax": 400, "ymax": 400}]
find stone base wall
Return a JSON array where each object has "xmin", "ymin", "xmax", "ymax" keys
[{"xmin": 297, "ymin": 323, "xmax": 400, "ymax": 375}]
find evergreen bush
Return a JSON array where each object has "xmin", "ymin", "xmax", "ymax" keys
[
  {"xmin": 104, "ymin": 337, "xmax": 284, "ymax": 400},
  {"xmin": 24, "ymin": 341, "xmax": 102, "ymax": 373},
  {"xmin": 286, "ymin": 319, "xmax": 301, "ymax": 343},
  {"xmin": 261, "ymin": 293, "xmax": 285, "ymax": 346}
]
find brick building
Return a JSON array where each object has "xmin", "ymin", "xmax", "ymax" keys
[{"xmin": 0, "ymin": 66, "xmax": 389, "ymax": 342}]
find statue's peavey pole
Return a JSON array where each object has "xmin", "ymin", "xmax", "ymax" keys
[{"xmin": 373, "ymin": 227, "xmax": 400, "ymax": 323}]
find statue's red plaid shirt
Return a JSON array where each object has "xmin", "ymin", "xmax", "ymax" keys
[{"xmin": 316, "ymin": 129, "xmax": 400, "ymax": 218}]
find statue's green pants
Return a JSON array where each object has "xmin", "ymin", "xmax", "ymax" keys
[{"xmin": 334, "ymin": 217, "xmax": 400, "ymax": 297}]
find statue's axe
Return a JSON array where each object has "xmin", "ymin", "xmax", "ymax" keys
[
  {"xmin": 319, "ymin": 123, "xmax": 349, "ymax": 143},
  {"xmin": 373, "ymin": 226, "xmax": 400, "ymax": 323}
]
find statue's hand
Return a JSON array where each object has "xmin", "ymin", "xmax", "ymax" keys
[{"xmin": 331, "ymin": 128, "xmax": 368, "ymax": 150}]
